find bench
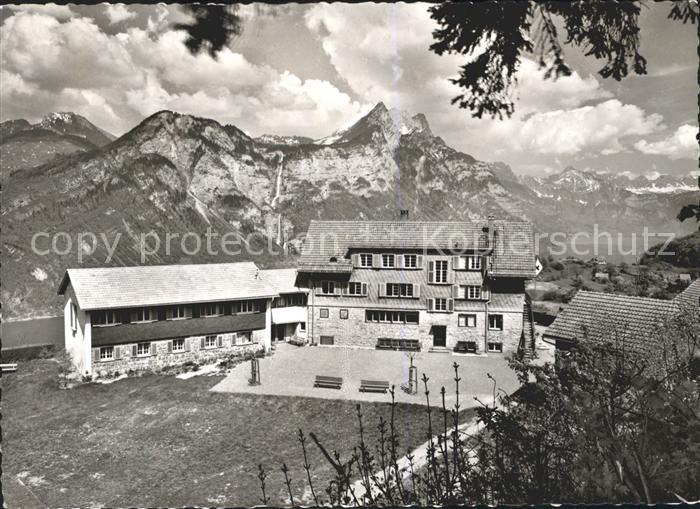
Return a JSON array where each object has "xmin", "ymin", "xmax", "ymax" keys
[
  {"xmin": 359, "ymin": 380, "xmax": 390, "ymax": 393},
  {"xmin": 454, "ymin": 341, "xmax": 477, "ymax": 354},
  {"xmin": 376, "ymin": 338, "xmax": 421, "ymax": 352},
  {"xmin": 1, "ymin": 363, "xmax": 18, "ymax": 373},
  {"xmin": 314, "ymin": 375, "xmax": 343, "ymax": 390}
]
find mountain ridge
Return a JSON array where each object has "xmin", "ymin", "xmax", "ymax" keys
[{"xmin": 2, "ymin": 104, "xmax": 696, "ymax": 319}]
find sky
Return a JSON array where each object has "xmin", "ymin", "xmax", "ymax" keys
[{"xmin": 1, "ymin": 2, "xmax": 698, "ymax": 177}]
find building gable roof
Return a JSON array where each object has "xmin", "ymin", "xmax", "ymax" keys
[
  {"xmin": 543, "ymin": 290, "xmax": 677, "ymax": 355},
  {"xmin": 675, "ymin": 279, "xmax": 700, "ymax": 309},
  {"xmin": 260, "ymin": 268, "xmax": 308, "ymax": 294},
  {"xmin": 58, "ymin": 262, "xmax": 276, "ymax": 311},
  {"xmin": 298, "ymin": 220, "xmax": 536, "ymax": 277}
]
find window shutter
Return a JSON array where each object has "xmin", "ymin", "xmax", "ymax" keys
[
  {"xmin": 185, "ymin": 338, "xmax": 191, "ymax": 352},
  {"xmin": 378, "ymin": 283, "xmax": 386, "ymax": 298},
  {"xmin": 417, "ymin": 255, "xmax": 423, "ymax": 269},
  {"xmin": 361, "ymin": 283, "xmax": 368, "ymax": 296},
  {"xmin": 482, "ymin": 284, "xmax": 490, "ymax": 301},
  {"xmin": 115, "ymin": 346, "xmax": 122, "ymax": 360},
  {"xmin": 352, "ymin": 253, "xmax": 359, "ymax": 267},
  {"xmin": 132, "ymin": 344, "xmax": 137, "ymax": 357},
  {"xmin": 427, "ymin": 298, "xmax": 434, "ymax": 311},
  {"xmin": 200, "ymin": 337, "xmax": 205, "ymax": 349},
  {"xmin": 413, "ymin": 284, "xmax": 420, "ymax": 298},
  {"xmin": 448, "ymin": 265, "xmax": 455, "ymax": 284},
  {"xmin": 167, "ymin": 341, "xmax": 173, "ymax": 353},
  {"xmin": 452, "ymin": 285, "xmax": 460, "ymax": 299},
  {"xmin": 92, "ymin": 348, "xmax": 99, "ymax": 362},
  {"xmin": 452, "ymin": 255, "xmax": 461, "ymax": 270},
  {"xmin": 428, "ymin": 261, "xmax": 435, "ymax": 283},
  {"xmin": 217, "ymin": 336, "xmax": 223, "ymax": 348},
  {"xmin": 372, "ymin": 254, "xmax": 381, "ymax": 268},
  {"xmin": 394, "ymin": 254, "xmax": 400, "ymax": 268},
  {"xmin": 448, "ymin": 299, "xmax": 454, "ymax": 312},
  {"xmin": 150, "ymin": 342, "xmax": 156, "ymax": 355}
]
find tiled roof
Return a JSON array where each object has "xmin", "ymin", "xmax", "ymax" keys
[
  {"xmin": 543, "ymin": 290, "xmax": 677, "ymax": 355},
  {"xmin": 260, "ymin": 268, "xmax": 308, "ymax": 294},
  {"xmin": 58, "ymin": 262, "xmax": 277, "ymax": 311},
  {"xmin": 298, "ymin": 220, "xmax": 535, "ymax": 277},
  {"xmin": 490, "ymin": 293, "xmax": 525, "ymax": 312},
  {"xmin": 675, "ymin": 279, "xmax": 700, "ymax": 309}
]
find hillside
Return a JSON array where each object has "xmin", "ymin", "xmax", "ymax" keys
[
  {"xmin": 0, "ymin": 113, "xmax": 115, "ymax": 175},
  {"xmin": 1, "ymin": 103, "xmax": 695, "ymax": 319},
  {"xmin": 640, "ymin": 232, "xmax": 700, "ymax": 268}
]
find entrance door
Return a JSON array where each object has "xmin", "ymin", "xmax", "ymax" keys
[
  {"xmin": 273, "ymin": 324, "xmax": 286, "ymax": 342},
  {"xmin": 432, "ymin": 326, "xmax": 447, "ymax": 348}
]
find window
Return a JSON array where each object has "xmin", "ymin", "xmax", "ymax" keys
[
  {"xmin": 286, "ymin": 294, "xmax": 305, "ymax": 306},
  {"xmin": 99, "ymin": 346, "xmax": 114, "ymax": 361},
  {"xmin": 320, "ymin": 308, "xmax": 329, "ymax": 319},
  {"xmin": 431, "ymin": 260, "xmax": 448, "ymax": 283},
  {"xmin": 381, "ymin": 254, "xmax": 395, "ymax": 268},
  {"xmin": 488, "ymin": 314, "xmax": 504, "ymax": 331},
  {"xmin": 403, "ymin": 254, "xmax": 417, "ymax": 268},
  {"xmin": 458, "ymin": 314, "xmax": 477, "ymax": 327},
  {"xmin": 488, "ymin": 342, "xmax": 503, "ymax": 353},
  {"xmin": 201, "ymin": 303, "xmax": 221, "ymax": 317},
  {"xmin": 359, "ymin": 253, "xmax": 373, "ymax": 267},
  {"xmin": 92, "ymin": 309, "xmax": 121, "ymax": 326},
  {"xmin": 70, "ymin": 303, "xmax": 78, "ymax": 331},
  {"xmin": 299, "ymin": 322, "xmax": 306, "ymax": 332},
  {"xmin": 237, "ymin": 331, "xmax": 252, "ymax": 344},
  {"xmin": 435, "ymin": 298, "xmax": 448, "ymax": 311},
  {"xmin": 169, "ymin": 305, "xmax": 190, "ymax": 320},
  {"xmin": 365, "ymin": 310, "xmax": 419, "ymax": 324},
  {"xmin": 385, "ymin": 283, "xmax": 414, "ymax": 298},
  {"xmin": 467, "ymin": 256, "xmax": 482, "ymax": 270},
  {"xmin": 172, "ymin": 338, "xmax": 185, "ymax": 353},
  {"xmin": 236, "ymin": 300, "xmax": 261, "ymax": 314},
  {"xmin": 465, "ymin": 286, "xmax": 481, "ymax": 300},
  {"xmin": 340, "ymin": 309, "xmax": 349, "ymax": 319},
  {"xmin": 347, "ymin": 282, "xmax": 365, "ymax": 296},
  {"xmin": 131, "ymin": 307, "xmax": 156, "ymax": 323},
  {"xmin": 204, "ymin": 335, "xmax": 218, "ymax": 348},
  {"xmin": 320, "ymin": 335, "xmax": 334, "ymax": 345},
  {"xmin": 320, "ymin": 281, "xmax": 336, "ymax": 295},
  {"xmin": 136, "ymin": 342, "xmax": 151, "ymax": 356}
]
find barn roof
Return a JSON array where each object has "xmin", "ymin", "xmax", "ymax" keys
[
  {"xmin": 298, "ymin": 220, "xmax": 536, "ymax": 277},
  {"xmin": 543, "ymin": 290, "xmax": 677, "ymax": 356},
  {"xmin": 675, "ymin": 279, "xmax": 700, "ymax": 309},
  {"xmin": 58, "ymin": 262, "xmax": 276, "ymax": 311}
]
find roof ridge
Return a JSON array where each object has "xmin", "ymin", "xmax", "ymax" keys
[
  {"xmin": 68, "ymin": 261, "xmax": 257, "ymax": 272},
  {"xmin": 576, "ymin": 289, "xmax": 677, "ymax": 305}
]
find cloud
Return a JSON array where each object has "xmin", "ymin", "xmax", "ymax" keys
[
  {"xmin": 104, "ymin": 4, "xmax": 137, "ymax": 25},
  {"xmin": 0, "ymin": 9, "xmax": 368, "ymax": 137},
  {"xmin": 304, "ymin": 3, "xmax": 627, "ymax": 159},
  {"xmin": 6, "ymin": 4, "xmax": 74, "ymax": 21},
  {"xmin": 634, "ymin": 124, "xmax": 699, "ymax": 160}
]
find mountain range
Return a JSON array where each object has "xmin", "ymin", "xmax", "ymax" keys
[{"xmin": 1, "ymin": 103, "xmax": 697, "ymax": 319}]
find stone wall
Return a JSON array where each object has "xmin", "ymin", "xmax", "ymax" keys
[
  {"xmin": 309, "ymin": 304, "xmax": 522, "ymax": 354},
  {"xmin": 90, "ymin": 331, "xmax": 264, "ymax": 378}
]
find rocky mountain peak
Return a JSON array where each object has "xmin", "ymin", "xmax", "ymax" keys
[{"xmin": 35, "ymin": 111, "xmax": 115, "ymax": 146}]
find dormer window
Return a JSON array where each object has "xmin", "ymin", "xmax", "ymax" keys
[
  {"xmin": 381, "ymin": 254, "xmax": 395, "ymax": 268},
  {"xmin": 359, "ymin": 253, "xmax": 373, "ymax": 268},
  {"xmin": 329, "ymin": 256, "xmax": 338, "ymax": 263}
]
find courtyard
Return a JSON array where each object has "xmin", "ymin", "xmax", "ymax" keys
[{"xmin": 213, "ymin": 343, "xmax": 522, "ymax": 407}]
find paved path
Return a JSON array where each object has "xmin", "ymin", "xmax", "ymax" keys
[
  {"xmin": 211, "ymin": 343, "xmax": 519, "ymax": 407},
  {"xmin": 348, "ymin": 409, "xmax": 490, "ymax": 502}
]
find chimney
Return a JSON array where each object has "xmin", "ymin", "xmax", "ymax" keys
[{"xmin": 399, "ymin": 209, "xmax": 409, "ymax": 221}]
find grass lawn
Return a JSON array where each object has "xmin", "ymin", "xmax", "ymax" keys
[{"xmin": 2, "ymin": 358, "xmax": 475, "ymax": 507}]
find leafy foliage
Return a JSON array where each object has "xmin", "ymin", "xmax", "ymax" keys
[
  {"xmin": 429, "ymin": 1, "xmax": 696, "ymax": 119},
  {"xmin": 266, "ymin": 308, "xmax": 700, "ymax": 505},
  {"xmin": 174, "ymin": 5, "xmax": 242, "ymax": 57}
]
